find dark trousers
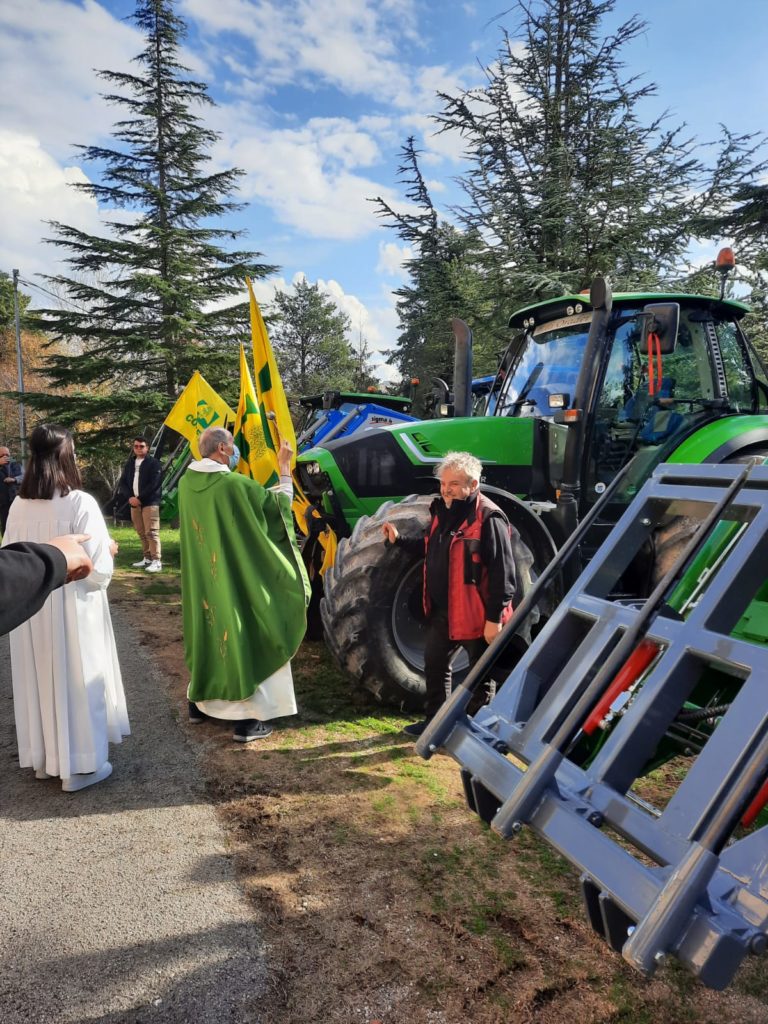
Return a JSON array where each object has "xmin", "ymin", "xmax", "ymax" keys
[{"xmin": 423, "ymin": 610, "xmax": 490, "ymax": 719}]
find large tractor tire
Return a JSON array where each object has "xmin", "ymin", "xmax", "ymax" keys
[{"xmin": 320, "ymin": 493, "xmax": 544, "ymax": 711}]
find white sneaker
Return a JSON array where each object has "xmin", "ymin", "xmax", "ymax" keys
[
  {"xmin": 145, "ymin": 560, "xmax": 162, "ymax": 573},
  {"xmin": 132, "ymin": 557, "xmax": 150, "ymax": 567}
]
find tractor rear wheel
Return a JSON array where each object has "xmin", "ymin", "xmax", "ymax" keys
[{"xmin": 320, "ymin": 493, "xmax": 541, "ymax": 711}]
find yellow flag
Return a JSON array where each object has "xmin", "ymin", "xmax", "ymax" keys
[
  {"xmin": 233, "ymin": 344, "xmax": 278, "ymax": 486},
  {"xmin": 164, "ymin": 371, "xmax": 236, "ymax": 459},
  {"xmin": 292, "ymin": 482, "xmax": 338, "ymax": 577},
  {"xmin": 246, "ymin": 277, "xmax": 296, "ymax": 468},
  {"xmin": 245, "ymin": 278, "xmax": 340, "ymax": 572}
]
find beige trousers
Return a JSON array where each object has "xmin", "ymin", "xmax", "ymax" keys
[{"xmin": 131, "ymin": 504, "xmax": 161, "ymax": 561}]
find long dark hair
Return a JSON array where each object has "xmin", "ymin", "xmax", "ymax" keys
[{"xmin": 20, "ymin": 424, "xmax": 82, "ymax": 500}]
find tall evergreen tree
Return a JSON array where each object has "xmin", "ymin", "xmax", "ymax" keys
[
  {"xmin": 26, "ymin": 0, "xmax": 273, "ymax": 453},
  {"xmin": 433, "ymin": 0, "xmax": 758, "ymax": 303},
  {"xmin": 693, "ymin": 177, "xmax": 768, "ymax": 365},
  {"xmin": 348, "ymin": 324, "xmax": 379, "ymax": 392},
  {"xmin": 372, "ymin": 138, "xmax": 495, "ymax": 402},
  {"xmin": 268, "ymin": 279, "xmax": 354, "ymax": 396}
]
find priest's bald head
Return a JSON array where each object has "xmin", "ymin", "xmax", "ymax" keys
[{"xmin": 199, "ymin": 427, "xmax": 235, "ymax": 464}]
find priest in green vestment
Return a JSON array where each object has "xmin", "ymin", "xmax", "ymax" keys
[{"xmin": 179, "ymin": 426, "xmax": 310, "ymax": 742}]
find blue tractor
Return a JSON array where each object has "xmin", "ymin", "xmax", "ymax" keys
[{"xmin": 295, "ymin": 390, "xmax": 416, "ymax": 451}]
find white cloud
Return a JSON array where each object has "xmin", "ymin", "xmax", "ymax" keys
[
  {"xmin": 0, "ymin": 131, "xmax": 107, "ymax": 287},
  {"xmin": 182, "ymin": 0, "xmax": 419, "ymax": 103},
  {"xmin": 215, "ymin": 115, "xmax": 401, "ymax": 239},
  {"xmin": 0, "ymin": 1, "xmax": 141, "ymax": 157},
  {"xmin": 401, "ymin": 113, "xmax": 469, "ymax": 165},
  {"xmin": 376, "ymin": 241, "xmax": 412, "ymax": 278},
  {"xmin": 317, "ymin": 277, "xmax": 401, "ymax": 383}
]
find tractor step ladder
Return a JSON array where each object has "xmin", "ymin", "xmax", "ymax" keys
[{"xmin": 417, "ymin": 462, "xmax": 768, "ymax": 990}]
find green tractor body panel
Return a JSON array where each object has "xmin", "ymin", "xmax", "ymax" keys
[
  {"xmin": 299, "ymin": 416, "xmax": 555, "ymax": 535},
  {"xmin": 667, "ymin": 415, "xmax": 768, "ymax": 465}
]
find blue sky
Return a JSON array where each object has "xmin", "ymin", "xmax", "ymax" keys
[{"xmin": 1, "ymin": 0, "xmax": 766, "ymax": 381}]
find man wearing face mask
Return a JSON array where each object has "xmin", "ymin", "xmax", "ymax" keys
[
  {"xmin": 178, "ymin": 426, "xmax": 309, "ymax": 742},
  {"xmin": 382, "ymin": 451, "xmax": 517, "ymax": 737}
]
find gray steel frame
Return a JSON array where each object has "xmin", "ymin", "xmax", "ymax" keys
[{"xmin": 417, "ymin": 462, "xmax": 768, "ymax": 989}]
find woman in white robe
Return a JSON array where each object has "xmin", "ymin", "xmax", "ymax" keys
[{"xmin": 1, "ymin": 424, "xmax": 129, "ymax": 792}]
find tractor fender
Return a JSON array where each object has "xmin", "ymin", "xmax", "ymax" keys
[{"xmin": 669, "ymin": 415, "xmax": 768, "ymax": 466}]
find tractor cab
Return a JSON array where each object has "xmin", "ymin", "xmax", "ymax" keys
[{"xmin": 495, "ymin": 287, "xmax": 768, "ymax": 548}]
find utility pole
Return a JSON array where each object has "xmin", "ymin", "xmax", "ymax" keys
[{"xmin": 12, "ymin": 269, "xmax": 26, "ymax": 460}]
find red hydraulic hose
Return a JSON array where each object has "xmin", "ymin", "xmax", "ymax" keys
[
  {"xmin": 741, "ymin": 779, "xmax": 768, "ymax": 828},
  {"xmin": 582, "ymin": 638, "xmax": 659, "ymax": 735}
]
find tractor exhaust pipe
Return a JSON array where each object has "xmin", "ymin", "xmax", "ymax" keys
[{"xmin": 452, "ymin": 318, "xmax": 473, "ymax": 417}]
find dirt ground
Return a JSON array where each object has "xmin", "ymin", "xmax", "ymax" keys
[{"xmin": 110, "ymin": 570, "xmax": 768, "ymax": 1024}]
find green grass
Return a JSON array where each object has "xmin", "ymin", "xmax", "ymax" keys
[{"xmin": 110, "ymin": 524, "xmax": 181, "ymax": 580}]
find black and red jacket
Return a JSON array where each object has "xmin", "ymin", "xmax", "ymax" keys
[{"xmin": 398, "ymin": 491, "xmax": 517, "ymax": 642}]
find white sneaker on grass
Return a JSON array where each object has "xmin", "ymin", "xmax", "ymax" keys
[
  {"xmin": 132, "ymin": 557, "xmax": 150, "ymax": 567},
  {"xmin": 145, "ymin": 560, "xmax": 162, "ymax": 573}
]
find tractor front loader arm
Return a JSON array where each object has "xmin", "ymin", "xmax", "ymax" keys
[{"xmin": 418, "ymin": 462, "xmax": 768, "ymax": 990}]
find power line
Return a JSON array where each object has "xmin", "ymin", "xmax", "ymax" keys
[{"xmin": 17, "ymin": 277, "xmax": 94, "ymax": 315}]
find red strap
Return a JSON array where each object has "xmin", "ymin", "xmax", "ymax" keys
[{"xmin": 647, "ymin": 331, "xmax": 662, "ymax": 396}]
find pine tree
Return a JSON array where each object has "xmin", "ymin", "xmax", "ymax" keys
[
  {"xmin": 692, "ymin": 175, "xmax": 768, "ymax": 366},
  {"xmin": 268, "ymin": 279, "xmax": 354, "ymax": 396},
  {"xmin": 349, "ymin": 324, "xmax": 379, "ymax": 392},
  {"xmin": 434, "ymin": 0, "xmax": 759, "ymax": 303},
  {"xmin": 26, "ymin": 0, "xmax": 273, "ymax": 454},
  {"xmin": 372, "ymin": 138, "xmax": 496, "ymax": 407}
]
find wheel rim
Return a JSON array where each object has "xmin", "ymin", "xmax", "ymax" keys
[{"xmin": 390, "ymin": 560, "xmax": 469, "ymax": 676}]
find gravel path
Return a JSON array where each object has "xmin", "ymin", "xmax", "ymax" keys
[{"xmin": 0, "ymin": 608, "xmax": 267, "ymax": 1023}]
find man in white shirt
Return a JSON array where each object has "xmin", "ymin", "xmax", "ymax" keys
[{"xmin": 116, "ymin": 437, "xmax": 163, "ymax": 572}]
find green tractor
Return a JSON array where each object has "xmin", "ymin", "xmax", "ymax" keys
[{"xmin": 296, "ymin": 268, "xmax": 768, "ymax": 709}]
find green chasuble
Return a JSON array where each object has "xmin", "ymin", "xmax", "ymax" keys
[{"xmin": 179, "ymin": 468, "xmax": 310, "ymax": 702}]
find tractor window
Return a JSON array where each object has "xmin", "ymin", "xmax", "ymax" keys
[
  {"xmin": 587, "ymin": 309, "xmax": 725, "ymax": 496},
  {"xmin": 495, "ymin": 317, "xmax": 588, "ymax": 418},
  {"xmin": 715, "ymin": 321, "xmax": 763, "ymax": 412}
]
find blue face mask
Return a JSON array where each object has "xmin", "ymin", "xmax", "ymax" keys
[{"xmin": 228, "ymin": 444, "xmax": 240, "ymax": 471}]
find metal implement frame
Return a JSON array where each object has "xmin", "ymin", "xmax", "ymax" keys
[{"xmin": 417, "ymin": 462, "xmax": 768, "ymax": 989}]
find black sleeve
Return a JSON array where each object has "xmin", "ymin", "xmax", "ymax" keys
[
  {"xmin": 394, "ymin": 533, "xmax": 427, "ymax": 559},
  {"xmin": 0, "ymin": 543, "xmax": 68, "ymax": 635},
  {"xmin": 480, "ymin": 515, "xmax": 517, "ymax": 622}
]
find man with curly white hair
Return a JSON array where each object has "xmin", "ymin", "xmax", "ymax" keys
[{"xmin": 382, "ymin": 451, "xmax": 517, "ymax": 736}]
